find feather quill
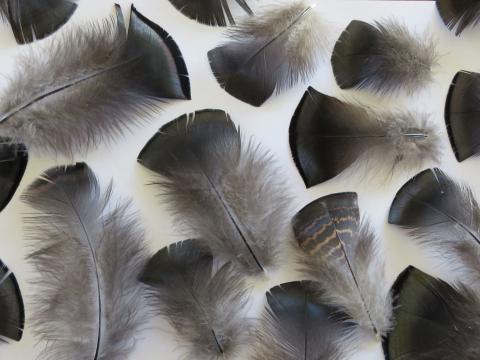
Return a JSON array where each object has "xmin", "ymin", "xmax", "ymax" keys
[
  {"xmin": 293, "ymin": 193, "xmax": 393, "ymax": 341},
  {"xmin": 23, "ymin": 163, "xmax": 148, "ymax": 360},
  {"xmin": 385, "ymin": 266, "xmax": 480, "ymax": 360},
  {"xmin": 208, "ymin": 0, "xmax": 328, "ymax": 106},
  {"xmin": 436, "ymin": 0, "xmax": 480, "ymax": 35},
  {"xmin": 0, "ymin": 259, "xmax": 24, "ymax": 343},
  {"xmin": 0, "ymin": 138, "xmax": 27, "ymax": 213},
  {"xmin": 168, "ymin": 0, "xmax": 253, "ymax": 26},
  {"xmin": 332, "ymin": 19, "xmax": 437, "ymax": 94},
  {"xmin": 252, "ymin": 281, "xmax": 350, "ymax": 360},
  {"xmin": 389, "ymin": 168, "xmax": 480, "ymax": 291},
  {"xmin": 290, "ymin": 87, "xmax": 440, "ymax": 188},
  {"xmin": 0, "ymin": 5, "xmax": 190, "ymax": 156},
  {"xmin": 138, "ymin": 109, "xmax": 292, "ymax": 276},
  {"xmin": 139, "ymin": 240, "xmax": 250, "ymax": 360}
]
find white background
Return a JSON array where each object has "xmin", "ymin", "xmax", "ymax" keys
[{"xmin": 1, "ymin": 0, "xmax": 479, "ymax": 359}]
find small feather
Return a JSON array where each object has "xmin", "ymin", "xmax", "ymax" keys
[
  {"xmin": 140, "ymin": 240, "xmax": 250, "ymax": 360},
  {"xmin": 0, "ymin": 5, "xmax": 190, "ymax": 156},
  {"xmin": 0, "ymin": 259, "xmax": 24, "ymax": 342},
  {"xmin": 290, "ymin": 87, "xmax": 440, "ymax": 188},
  {"xmin": 23, "ymin": 163, "xmax": 148, "ymax": 360},
  {"xmin": 208, "ymin": 0, "xmax": 329, "ymax": 106},
  {"xmin": 436, "ymin": 0, "xmax": 480, "ymax": 35},
  {"xmin": 0, "ymin": 138, "xmax": 28, "ymax": 213},
  {"xmin": 138, "ymin": 109, "xmax": 292, "ymax": 276},
  {"xmin": 332, "ymin": 19, "xmax": 437, "ymax": 94}
]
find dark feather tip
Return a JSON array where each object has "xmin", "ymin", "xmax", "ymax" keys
[
  {"xmin": 0, "ymin": 139, "xmax": 28, "ymax": 213},
  {"xmin": 445, "ymin": 71, "xmax": 480, "ymax": 162},
  {"xmin": 0, "ymin": 260, "xmax": 25, "ymax": 342},
  {"xmin": 436, "ymin": 0, "xmax": 480, "ymax": 35}
]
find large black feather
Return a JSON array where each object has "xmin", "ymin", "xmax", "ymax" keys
[
  {"xmin": 0, "ymin": 139, "xmax": 27, "ymax": 213},
  {"xmin": 445, "ymin": 71, "xmax": 480, "ymax": 162},
  {"xmin": 0, "ymin": 259, "xmax": 24, "ymax": 342},
  {"xmin": 384, "ymin": 266, "xmax": 480, "ymax": 360},
  {"xmin": 140, "ymin": 240, "xmax": 250, "ymax": 359},
  {"xmin": 436, "ymin": 0, "xmax": 480, "ymax": 35}
]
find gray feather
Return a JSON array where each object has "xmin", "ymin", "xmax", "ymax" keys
[
  {"xmin": 0, "ymin": 0, "xmax": 6, "ymax": 20},
  {"xmin": 22, "ymin": 163, "xmax": 148, "ymax": 360}
]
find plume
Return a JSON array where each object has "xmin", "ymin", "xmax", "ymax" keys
[
  {"xmin": 0, "ymin": 138, "xmax": 28, "ymax": 213},
  {"xmin": 0, "ymin": 259, "xmax": 24, "ymax": 343},
  {"xmin": 168, "ymin": 0, "xmax": 253, "ymax": 26},
  {"xmin": 292, "ymin": 192, "xmax": 393, "ymax": 341},
  {"xmin": 0, "ymin": 5, "xmax": 190, "ymax": 156},
  {"xmin": 332, "ymin": 19, "xmax": 437, "ymax": 94},
  {"xmin": 436, "ymin": 0, "xmax": 480, "ymax": 35},
  {"xmin": 138, "ymin": 109, "xmax": 292, "ymax": 276},
  {"xmin": 139, "ymin": 239, "xmax": 250, "ymax": 360},
  {"xmin": 251, "ymin": 281, "xmax": 351, "ymax": 360},
  {"xmin": 445, "ymin": 70, "xmax": 480, "ymax": 162},
  {"xmin": 23, "ymin": 163, "xmax": 148, "ymax": 360},
  {"xmin": 208, "ymin": 0, "xmax": 329, "ymax": 107},
  {"xmin": 290, "ymin": 87, "xmax": 440, "ymax": 188},
  {"xmin": 384, "ymin": 266, "xmax": 480, "ymax": 360},
  {"xmin": 389, "ymin": 168, "xmax": 480, "ymax": 291}
]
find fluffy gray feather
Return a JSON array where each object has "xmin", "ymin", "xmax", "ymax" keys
[
  {"xmin": 23, "ymin": 163, "xmax": 148, "ymax": 360},
  {"xmin": 138, "ymin": 109, "xmax": 293, "ymax": 276}
]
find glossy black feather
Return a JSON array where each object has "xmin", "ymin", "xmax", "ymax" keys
[
  {"xmin": 1, "ymin": 0, "xmax": 78, "ymax": 44},
  {"xmin": 445, "ymin": 71, "xmax": 480, "ymax": 162},
  {"xmin": 385, "ymin": 266, "xmax": 480, "ymax": 360},
  {"xmin": 0, "ymin": 259, "xmax": 24, "ymax": 342},
  {"xmin": 0, "ymin": 139, "xmax": 27, "ymax": 213},
  {"xmin": 168, "ymin": 0, "xmax": 252, "ymax": 26},
  {"xmin": 436, "ymin": 0, "xmax": 480, "ymax": 35}
]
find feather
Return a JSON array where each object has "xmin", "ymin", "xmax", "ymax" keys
[
  {"xmin": 389, "ymin": 168, "xmax": 480, "ymax": 291},
  {"xmin": 289, "ymin": 87, "xmax": 440, "ymax": 188},
  {"xmin": 445, "ymin": 70, "xmax": 480, "ymax": 162},
  {"xmin": 0, "ymin": 5, "xmax": 190, "ymax": 156},
  {"xmin": 0, "ymin": 0, "xmax": 78, "ymax": 44},
  {"xmin": 0, "ymin": 138, "xmax": 27, "ymax": 213},
  {"xmin": 436, "ymin": 0, "xmax": 480, "ymax": 35},
  {"xmin": 208, "ymin": 0, "xmax": 328, "ymax": 107},
  {"xmin": 293, "ymin": 192, "xmax": 393, "ymax": 340},
  {"xmin": 168, "ymin": 0, "xmax": 253, "ymax": 26},
  {"xmin": 384, "ymin": 266, "xmax": 480, "ymax": 360},
  {"xmin": 251, "ymin": 281, "xmax": 351, "ymax": 360},
  {"xmin": 139, "ymin": 239, "xmax": 250, "ymax": 360},
  {"xmin": 137, "ymin": 109, "xmax": 292, "ymax": 276},
  {"xmin": 22, "ymin": 162, "xmax": 148, "ymax": 360},
  {"xmin": 0, "ymin": 259, "xmax": 24, "ymax": 342},
  {"xmin": 332, "ymin": 19, "xmax": 437, "ymax": 94}
]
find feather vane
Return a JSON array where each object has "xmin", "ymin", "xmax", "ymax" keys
[
  {"xmin": 0, "ymin": 138, "xmax": 27, "ymax": 212},
  {"xmin": 0, "ymin": 259, "xmax": 24, "ymax": 343},
  {"xmin": 436, "ymin": 0, "xmax": 480, "ymax": 35}
]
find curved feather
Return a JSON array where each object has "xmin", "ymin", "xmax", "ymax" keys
[
  {"xmin": 293, "ymin": 193, "xmax": 393, "ymax": 340},
  {"xmin": 0, "ymin": 259, "xmax": 24, "ymax": 342},
  {"xmin": 290, "ymin": 87, "xmax": 440, "ymax": 188},
  {"xmin": 389, "ymin": 168, "xmax": 480, "ymax": 290},
  {"xmin": 138, "ymin": 109, "xmax": 292, "ymax": 276},
  {"xmin": 436, "ymin": 0, "xmax": 480, "ymax": 35},
  {"xmin": 0, "ymin": 139, "xmax": 27, "ymax": 213},
  {"xmin": 208, "ymin": 0, "xmax": 327, "ymax": 106},
  {"xmin": 445, "ymin": 70, "xmax": 480, "ymax": 162},
  {"xmin": 140, "ymin": 240, "xmax": 250, "ymax": 359},
  {"xmin": 332, "ymin": 19, "xmax": 437, "ymax": 94},
  {"xmin": 23, "ymin": 163, "xmax": 148, "ymax": 360},
  {"xmin": 385, "ymin": 266, "xmax": 480, "ymax": 360},
  {"xmin": 0, "ymin": 5, "xmax": 190, "ymax": 156}
]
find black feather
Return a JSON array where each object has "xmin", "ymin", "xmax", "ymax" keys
[
  {"xmin": 384, "ymin": 266, "xmax": 480, "ymax": 360},
  {"xmin": 0, "ymin": 259, "xmax": 24, "ymax": 342},
  {"xmin": 140, "ymin": 240, "xmax": 250, "ymax": 359},
  {"xmin": 0, "ymin": 0, "xmax": 78, "ymax": 44},
  {"xmin": 168, "ymin": 0, "xmax": 252, "ymax": 26},
  {"xmin": 445, "ymin": 70, "xmax": 480, "ymax": 162},
  {"xmin": 290, "ymin": 87, "xmax": 440, "ymax": 188},
  {"xmin": 0, "ymin": 139, "xmax": 27, "ymax": 213},
  {"xmin": 436, "ymin": 0, "xmax": 480, "ymax": 35}
]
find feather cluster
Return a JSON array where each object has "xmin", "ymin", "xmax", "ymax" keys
[
  {"xmin": 23, "ymin": 163, "xmax": 148, "ymax": 360},
  {"xmin": 332, "ymin": 19, "xmax": 437, "ymax": 94},
  {"xmin": 436, "ymin": 0, "xmax": 480, "ymax": 35},
  {"xmin": 290, "ymin": 87, "xmax": 440, "ymax": 187},
  {"xmin": 138, "ymin": 109, "xmax": 292, "ymax": 276},
  {"xmin": 0, "ymin": 259, "xmax": 24, "ymax": 343},
  {"xmin": 0, "ymin": 138, "xmax": 27, "ymax": 213}
]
